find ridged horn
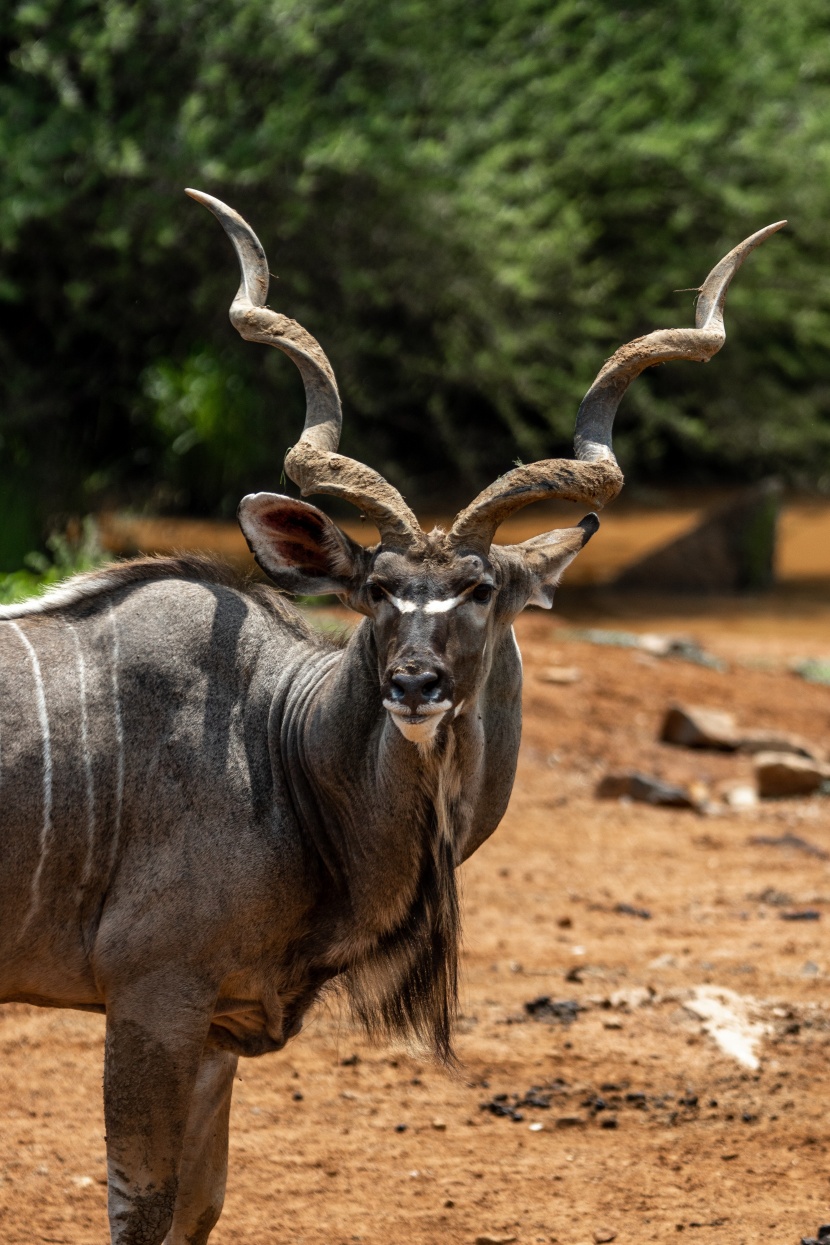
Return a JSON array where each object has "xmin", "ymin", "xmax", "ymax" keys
[
  {"xmin": 450, "ymin": 220, "xmax": 786, "ymax": 550},
  {"xmin": 186, "ymin": 189, "xmax": 420, "ymax": 546}
]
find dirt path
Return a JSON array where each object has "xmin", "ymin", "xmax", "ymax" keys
[{"xmin": 2, "ymin": 605, "xmax": 829, "ymax": 1245}]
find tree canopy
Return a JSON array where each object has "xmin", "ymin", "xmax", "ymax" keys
[{"xmin": 2, "ymin": 0, "xmax": 829, "ymax": 565}]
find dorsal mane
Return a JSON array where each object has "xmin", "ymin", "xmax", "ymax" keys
[{"xmin": 0, "ymin": 554, "xmax": 283, "ymax": 621}]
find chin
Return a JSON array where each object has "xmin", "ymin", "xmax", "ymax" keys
[{"xmin": 388, "ymin": 710, "xmax": 446, "ymax": 745}]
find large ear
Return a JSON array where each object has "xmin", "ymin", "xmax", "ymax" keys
[
  {"xmin": 238, "ymin": 493, "xmax": 371, "ymax": 596},
  {"xmin": 508, "ymin": 513, "xmax": 599, "ymax": 609}
]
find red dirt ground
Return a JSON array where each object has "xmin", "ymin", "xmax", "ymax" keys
[{"xmin": 2, "ymin": 592, "xmax": 830, "ymax": 1245}]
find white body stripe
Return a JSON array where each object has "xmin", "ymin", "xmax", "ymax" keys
[
  {"xmin": 108, "ymin": 604, "xmax": 125, "ymax": 846},
  {"xmin": 9, "ymin": 623, "xmax": 53, "ymax": 921},
  {"xmin": 68, "ymin": 624, "xmax": 96, "ymax": 882}
]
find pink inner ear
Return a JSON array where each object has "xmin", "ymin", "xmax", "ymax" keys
[{"xmin": 249, "ymin": 499, "xmax": 338, "ymax": 576}]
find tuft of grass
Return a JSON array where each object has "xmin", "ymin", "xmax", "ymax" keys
[{"xmin": 0, "ymin": 518, "xmax": 110, "ymax": 605}]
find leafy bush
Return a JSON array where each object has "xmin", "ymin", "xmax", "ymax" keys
[
  {"xmin": 0, "ymin": 518, "xmax": 109, "ymax": 604},
  {"xmin": 1, "ymin": 0, "xmax": 829, "ymax": 565}
]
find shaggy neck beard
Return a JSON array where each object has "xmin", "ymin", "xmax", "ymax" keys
[{"xmin": 343, "ymin": 735, "xmax": 462, "ymax": 1066}]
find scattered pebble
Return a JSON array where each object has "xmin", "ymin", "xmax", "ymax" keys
[
  {"xmin": 661, "ymin": 704, "xmax": 737, "ymax": 750},
  {"xmin": 596, "ymin": 771, "xmax": 700, "ymax": 809},
  {"xmin": 475, "ymin": 1235, "xmax": 517, "ymax": 1245},
  {"xmin": 749, "ymin": 832, "xmax": 829, "ymax": 860},
  {"xmin": 754, "ymin": 752, "xmax": 830, "ymax": 798},
  {"xmin": 721, "ymin": 783, "xmax": 758, "ymax": 810},
  {"xmin": 559, "ymin": 627, "xmax": 724, "ymax": 669},
  {"xmin": 538, "ymin": 665, "xmax": 582, "ymax": 684},
  {"xmin": 614, "ymin": 902, "xmax": 652, "ymax": 920},
  {"xmin": 524, "ymin": 997, "xmax": 584, "ymax": 1025},
  {"xmin": 432, "ymin": 1118, "xmax": 447, "ymax": 1130},
  {"xmin": 593, "ymin": 1230, "xmax": 617, "ymax": 1244}
]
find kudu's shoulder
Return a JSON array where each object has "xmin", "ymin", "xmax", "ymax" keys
[{"xmin": 0, "ymin": 553, "xmax": 333, "ymax": 649}]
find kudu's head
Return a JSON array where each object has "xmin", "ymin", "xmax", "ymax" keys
[{"xmin": 188, "ymin": 190, "xmax": 784, "ymax": 744}]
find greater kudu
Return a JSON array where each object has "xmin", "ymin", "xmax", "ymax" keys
[{"xmin": 0, "ymin": 196, "xmax": 783, "ymax": 1244}]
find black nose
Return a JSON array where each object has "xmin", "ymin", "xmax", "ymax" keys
[{"xmin": 389, "ymin": 670, "xmax": 444, "ymax": 711}]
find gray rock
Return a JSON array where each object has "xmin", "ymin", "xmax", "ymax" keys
[
  {"xmin": 596, "ymin": 771, "xmax": 699, "ymax": 809},
  {"xmin": 737, "ymin": 728, "xmax": 823, "ymax": 760},
  {"xmin": 754, "ymin": 751, "xmax": 830, "ymax": 798},
  {"xmin": 661, "ymin": 705, "xmax": 739, "ymax": 750}
]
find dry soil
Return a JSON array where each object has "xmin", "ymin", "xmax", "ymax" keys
[{"xmin": 2, "ymin": 596, "xmax": 830, "ymax": 1245}]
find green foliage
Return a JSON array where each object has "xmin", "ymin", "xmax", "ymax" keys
[
  {"xmin": 0, "ymin": 518, "xmax": 109, "ymax": 603},
  {"xmin": 1, "ymin": 0, "xmax": 830, "ymax": 540}
]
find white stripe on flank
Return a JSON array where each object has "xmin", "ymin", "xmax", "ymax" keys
[
  {"xmin": 108, "ymin": 604, "xmax": 125, "ymax": 846},
  {"xmin": 68, "ymin": 624, "xmax": 96, "ymax": 882},
  {"xmin": 9, "ymin": 623, "xmax": 52, "ymax": 918}
]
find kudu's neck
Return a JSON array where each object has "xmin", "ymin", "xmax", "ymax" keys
[{"xmin": 277, "ymin": 617, "xmax": 524, "ymax": 933}]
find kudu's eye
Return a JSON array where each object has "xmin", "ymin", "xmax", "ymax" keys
[
  {"xmin": 471, "ymin": 584, "xmax": 493, "ymax": 604},
  {"xmin": 368, "ymin": 583, "xmax": 385, "ymax": 603}
]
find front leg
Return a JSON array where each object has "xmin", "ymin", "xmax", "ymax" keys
[
  {"xmin": 104, "ymin": 978, "xmax": 215, "ymax": 1245},
  {"xmin": 164, "ymin": 1046, "xmax": 238, "ymax": 1245}
]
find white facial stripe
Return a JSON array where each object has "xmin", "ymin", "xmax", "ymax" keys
[
  {"xmin": 388, "ymin": 596, "xmax": 418, "ymax": 614},
  {"xmin": 423, "ymin": 596, "xmax": 465, "ymax": 614},
  {"xmin": 386, "ymin": 594, "xmax": 467, "ymax": 614}
]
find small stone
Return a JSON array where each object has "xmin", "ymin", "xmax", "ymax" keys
[
  {"xmin": 555, "ymin": 1115, "xmax": 584, "ymax": 1128},
  {"xmin": 593, "ymin": 1230, "xmax": 617, "ymax": 1243},
  {"xmin": 596, "ymin": 771, "xmax": 698, "ymax": 808},
  {"xmin": 444, "ymin": 1199, "xmax": 455, "ymax": 1208},
  {"xmin": 737, "ymin": 728, "xmax": 823, "ymax": 760},
  {"xmin": 661, "ymin": 705, "xmax": 738, "ymax": 750},
  {"xmin": 394, "ymin": 1123, "xmax": 407, "ymax": 1133},
  {"xmin": 600, "ymin": 1116, "xmax": 618, "ymax": 1129},
  {"xmin": 475, "ymin": 1236, "xmax": 517, "ymax": 1245},
  {"xmin": 720, "ymin": 783, "xmax": 758, "ymax": 810},
  {"xmin": 755, "ymin": 751, "xmax": 830, "ymax": 798},
  {"xmin": 432, "ymin": 1118, "xmax": 447, "ymax": 1130},
  {"xmin": 72, "ymin": 1175, "xmax": 94, "ymax": 1188},
  {"xmin": 538, "ymin": 665, "xmax": 582, "ymax": 685}
]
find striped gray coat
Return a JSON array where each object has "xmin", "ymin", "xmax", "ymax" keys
[{"xmin": 0, "ymin": 195, "xmax": 781, "ymax": 1244}]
